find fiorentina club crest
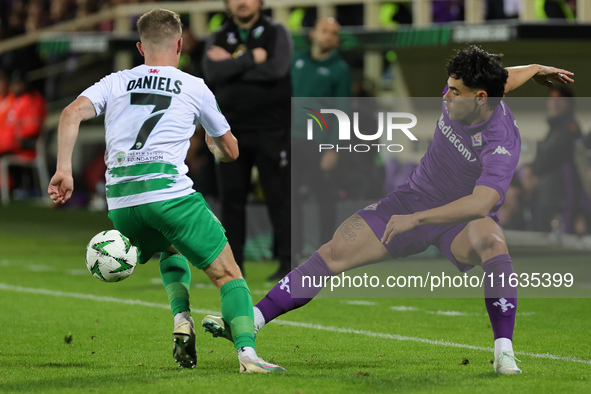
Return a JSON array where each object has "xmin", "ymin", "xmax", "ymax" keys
[
  {"xmin": 364, "ymin": 202, "xmax": 379, "ymax": 211},
  {"xmin": 471, "ymin": 132, "xmax": 482, "ymax": 147},
  {"xmin": 279, "ymin": 276, "xmax": 290, "ymax": 294},
  {"xmin": 493, "ymin": 297, "xmax": 515, "ymax": 313}
]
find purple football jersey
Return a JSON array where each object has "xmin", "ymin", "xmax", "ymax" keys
[{"xmin": 407, "ymin": 93, "xmax": 520, "ymax": 214}]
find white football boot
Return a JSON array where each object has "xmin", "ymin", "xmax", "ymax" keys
[
  {"xmin": 202, "ymin": 316, "xmax": 283, "ymax": 373},
  {"xmin": 237, "ymin": 347, "xmax": 285, "ymax": 373},
  {"xmin": 239, "ymin": 355, "xmax": 286, "ymax": 373},
  {"xmin": 173, "ymin": 314, "xmax": 196, "ymax": 369},
  {"xmin": 202, "ymin": 315, "xmax": 259, "ymax": 342},
  {"xmin": 494, "ymin": 351, "xmax": 522, "ymax": 374}
]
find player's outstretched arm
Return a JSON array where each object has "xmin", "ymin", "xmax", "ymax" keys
[
  {"xmin": 504, "ymin": 64, "xmax": 574, "ymax": 94},
  {"xmin": 48, "ymin": 96, "xmax": 96, "ymax": 204},
  {"xmin": 381, "ymin": 186, "xmax": 500, "ymax": 244},
  {"xmin": 205, "ymin": 131, "xmax": 239, "ymax": 163}
]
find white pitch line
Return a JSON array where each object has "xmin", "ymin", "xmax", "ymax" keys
[
  {"xmin": 0, "ymin": 283, "xmax": 216, "ymax": 314},
  {"xmin": 391, "ymin": 306, "xmax": 420, "ymax": 311},
  {"xmin": 426, "ymin": 310, "xmax": 472, "ymax": 316},
  {"xmin": 343, "ymin": 300, "xmax": 377, "ymax": 306},
  {"xmin": 1, "ymin": 283, "xmax": 589, "ymax": 366}
]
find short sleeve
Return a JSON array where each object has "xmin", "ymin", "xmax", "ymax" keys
[
  {"xmin": 475, "ymin": 143, "xmax": 520, "ymax": 201},
  {"xmin": 79, "ymin": 74, "xmax": 112, "ymax": 116},
  {"xmin": 198, "ymin": 84, "xmax": 231, "ymax": 137}
]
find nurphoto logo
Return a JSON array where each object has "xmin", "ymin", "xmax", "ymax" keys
[{"xmin": 303, "ymin": 107, "xmax": 418, "ymax": 152}]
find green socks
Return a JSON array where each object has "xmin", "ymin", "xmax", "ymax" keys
[
  {"xmin": 220, "ymin": 278, "xmax": 256, "ymax": 350},
  {"xmin": 159, "ymin": 252, "xmax": 191, "ymax": 316},
  {"xmin": 160, "ymin": 254, "xmax": 255, "ymax": 350}
]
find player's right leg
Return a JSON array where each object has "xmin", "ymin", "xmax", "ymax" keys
[
  {"xmin": 203, "ymin": 243, "xmax": 285, "ymax": 373},
  {"xmin": 449, "ymin": 217, "xmax": 521, "ymax": 374},
  {"xmin": 251, "ymin": 213, "xmax": 390, "ymax": 331},
  {"xmin": 149, "ymin": 193, "xmax": 283, "ymax": 373}
]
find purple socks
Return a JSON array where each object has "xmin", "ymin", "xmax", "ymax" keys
[
  {"xmin": 482, "ymin": 254, "xmax": 517, "ymax": 340},
  {"xmin": 257, "ymin": 251, "xmax": 517, "ymax": 343},
  {"xmin": 256, "ymin": 252, "xmax": 333, "ymax": 323}
]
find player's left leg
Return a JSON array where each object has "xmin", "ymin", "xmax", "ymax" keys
[
  {"xmin": 159, "ymin": 247, "xmax": 196, "ymax": 369},
  {"xmin": 450, "ymin": 217, "xmax": 521, "ymax": 374},
  {"xmin": 108, "ymin": 208, "xmax": 196, "ymax": 368}
]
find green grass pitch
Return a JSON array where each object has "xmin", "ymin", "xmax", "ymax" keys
[{"xmin": 1, "ymin": 202, "xmax": 590, "ymax": 393}]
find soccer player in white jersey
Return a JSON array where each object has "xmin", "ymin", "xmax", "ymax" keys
[{"xmin": 47, "ymin": 8, "xmax": 284, "ymax": 373}]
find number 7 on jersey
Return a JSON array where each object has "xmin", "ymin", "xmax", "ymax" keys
[{"xmin": 130, "ymin": 93, "xmax": 172, "ymax": 150}]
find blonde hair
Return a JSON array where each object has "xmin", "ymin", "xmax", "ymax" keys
[{"xmin": 137, "ymin": 9, "xmax": 182, "ymax": 46}]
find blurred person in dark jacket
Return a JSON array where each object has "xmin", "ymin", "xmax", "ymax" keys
[
  {"xmin": 523, "ymin": 86, "xmax": 588, "ymax": 234},
  {"xmin": 202, "ymin": 0, "xmax": 292, "ymax": 279}
]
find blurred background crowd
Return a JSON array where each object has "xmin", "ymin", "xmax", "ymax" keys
[
  {"xmin": 0, "ymin": 0, "xmax": 579, "ymax": 39},
  {"xmin": 1, "ymin": 0, "xmax": 590, "ymax": 260}
]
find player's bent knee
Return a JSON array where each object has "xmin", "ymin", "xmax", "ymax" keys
[
  {"xmin": 317, "ymin": 242, "xmax": 335, "ymax": 264},
  {"xmin": 317, "ymin": 241, "xmax": 342, "ymax": 273},
  {"xmin": 478, "ymin": 236, "xmax": 509, "ymax": 261},
  {"xmin": 203, "ymin": 251, "xmax": 243, "ymax": 289},
  {"xmin": 205, "ymin": 266, "xmax": 242, "ymax": 289},
  {"xmin": 492, "ymin": 239, "xmax": 509, "ymax": 255}
]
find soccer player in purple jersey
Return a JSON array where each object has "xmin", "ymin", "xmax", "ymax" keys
[{"xmin": 202, "ymin": 46, "xmax": 574, "ymax": 374}]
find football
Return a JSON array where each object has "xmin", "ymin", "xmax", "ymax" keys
[{"xmin": 85, "ymin": 230, "xmax": 138, "ymax": 282}]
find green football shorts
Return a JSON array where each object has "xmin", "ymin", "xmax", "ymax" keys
[{"xmin": 108, "ymin": 192, "xmax": 227, "ymax": 269}]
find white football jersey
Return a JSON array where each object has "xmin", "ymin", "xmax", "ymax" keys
[{"xmin": 80, "ymin": 64, "xmax": 230, "ymax": 210}]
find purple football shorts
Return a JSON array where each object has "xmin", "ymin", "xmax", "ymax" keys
[{"xmin": 356, "ymin": 185, "xmax": 474, "ymax": 272}]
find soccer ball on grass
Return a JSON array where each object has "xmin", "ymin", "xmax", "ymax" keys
[{"xmin": 85, "ymin": 230, "xmax": 138, "ymax": 282}]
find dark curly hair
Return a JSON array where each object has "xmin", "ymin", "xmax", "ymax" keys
[{"xmin": 446, "ymin": 46, "xmax": 508, "ymax": 107}]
